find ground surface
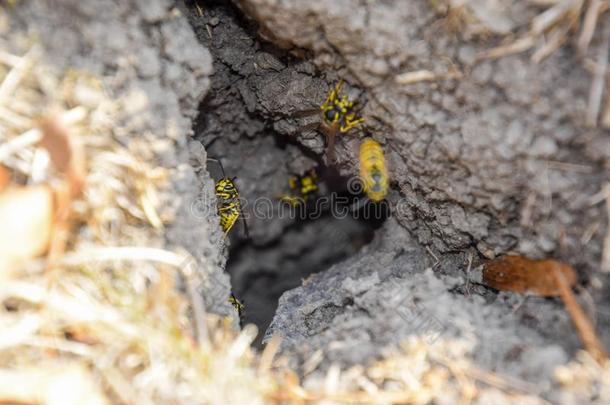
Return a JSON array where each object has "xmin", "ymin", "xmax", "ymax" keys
[
  {"xmin": 234, "ymin": 0, "xmax": 609, "ymax": 265},
  {"xmin": 186, "ymin": 0, "xmax": 386, "ymax": 338},
  {"xmin": 4, "ymin": 0, "xmax": 610, "ymax": 402},
  {"xmin": 186, "ymin": 0, "xmax": 610, "ymax": 396},
  {"xmin": 9, "ymin": 0, "xmax": 234, "ymax": 319}
]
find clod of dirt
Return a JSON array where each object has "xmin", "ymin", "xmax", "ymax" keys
[{"xmin": 266, "ymin": 217, "xmax": 580, "ymax": 391}]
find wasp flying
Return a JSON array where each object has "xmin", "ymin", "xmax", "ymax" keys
[{"xmin": 359, "ymin": 138, "xmax": 388, "ymax": 202}]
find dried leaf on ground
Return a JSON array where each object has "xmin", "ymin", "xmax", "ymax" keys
[
  {"xmin": 0, "ymin": 165, "xmax": 9, "ymax": 191},
  {"xmin": 37, "ymin": 113, "xmax": 87, "ymax": 270},
  {"xmin": 484, "ymin": 255, "xmax": 607, "ymax": 362},
  {"xmin": 38, "ymin": 113, "xmax": 86, "ymax": 197},
  {"xmin": 483, "ymin": 255, "xmax": 576, "ymax": 296}
]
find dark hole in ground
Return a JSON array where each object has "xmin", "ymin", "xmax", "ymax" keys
[
  {"xmin": 204, "ymin": 131, "xmax": 390, "ymax": 346},
  {"xmin": 185, "ymin": 0, "xmax": 389, "ymax": 345}
]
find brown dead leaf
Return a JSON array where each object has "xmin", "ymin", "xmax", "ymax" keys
[
  {"xmin": 38, "ymin": 117, "xmax": 71, "ymax": 173},
  {"xmin": 0, "ymin": 185, "xmax": 53, "ymax": 279},
  {"xmin": 45, "ymin": 181, "xmax": 72, "ymax": 272},
  {"xmin": 482, "ymin": 255, "xmax": 576, "ymax": 297},
  {"xmin": 63, "ymin": 325, "xmax": 99, "ymax": 346},
  {"xmin": 37, "ymin": 114, "xmax": 87, "ymax": 271},
  {"xmin": 38, "ymin": 114, "xmax": 86, "ymax": 198},
  {"xmin": 0, "ymin": 165, "xmax": 10, "ymax": 192},
  {"xmin": 484, "ymin": 256, "xmax": 607, "ymax": 362},
  {"xmin": 0, "ymin": 112, "xmax": 88, "ymax": 275}
]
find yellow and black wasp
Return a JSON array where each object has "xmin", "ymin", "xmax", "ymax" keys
[
  {"xmin": 359, "ymin": 138, "xmax": 388, "ymax": 202},
  {"xmin": 209, "ymin": 159, "xmax": 249, "ymax": 238},
  {"xmin": 279, "ymin": 169, "xmax": 319, "ymax": 206},
  {"xmin": 319, "ymin": 80, "xmax": 365, "ymax": 162},
  {"xmin": 296, "ymin": 80, "xmax": 365, "ymax": 163},
  {"xmin": 228, "ymin": 292, "xmax": 245, "ymax": 326}
]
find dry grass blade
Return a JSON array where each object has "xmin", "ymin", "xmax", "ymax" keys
[
  {"xmin": 0, "ymin": 46, "xmax": 38, "ymax": 106},
  {"xmin": 604, "ymin": 76, "xmax": 610, "ymax": 127},
  {"xmin": 460, "ymin": 364, "xmax": 544, "ymax": 397},
  {"xmin": 60, "ymin": 246, "xmax": 191, "ymax": 275},
  {"xmin": 476, "ymin": 36, "xmax": 536, "ymax": 60},
  {"xmin": 186, "ymin": 273, "xmax": 209, "ymax": 345},
  {"xmin": 552, "ymin": 264, "xmax": 608, "ymax": 362},
  {"xmin": 530, "ymin": 0, "xmax": 581, "ymax": 35},
  {"xmin": 586, "ymin": 19, "xmax": 610, "ymax": 126},
  {"xmin": 258, "ymin": 334, "xmax": 281, "ymax": 373},
  {"xmin": 601, "ymin": 183, "xmax": 610, "ymax": 272},
  {"xmin": 477, "ymin": 0, "xmax": 610, "ymax": 72},
  {"xmin": 395, "ymin": 68, "xmax": 462, "ymax": 85},
  {"xmin": 0, "ymin": 128, "xmax": 42, "ymax": 162},
  {"xmin": 0, "ymin": 49, "xmax": 23, "ymax": 67},
  {"xmin": 528, "ymin": 0, "xmax": 566, "ymax": 6},
  {"xmin": 531, "ymin": 24, "xmax": 570, "ymax": 63},
  {"xmin": 58, "ymin": 246, "xmax": 209, "ymax": 343},
  {"xmin": 578, "ymin": 0, "xmax": 603, "ymax": 53}
]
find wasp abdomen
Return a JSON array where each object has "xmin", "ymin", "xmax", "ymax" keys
[{"xmin": 359, "ymin": 138, "xmax": 388, "ymax": 202}]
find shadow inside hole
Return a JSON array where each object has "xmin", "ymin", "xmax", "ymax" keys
[
  {"xmin": 185, "ymin": 0, "xmax": 390, "ymax": 347},
  {"xmin": 227, "ymin": 171, "xmax": 390, "ymax": 347},
  {"xmin": 204, "ymin": 133, "xmax": 390, "ymax": 347}
]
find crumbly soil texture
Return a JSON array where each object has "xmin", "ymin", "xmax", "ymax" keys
[
  {"xmin": 6, "ymin": 0, "xmax": 610, "ymax": 400},
  {"xmin": 184, "ymin": 0, "xmax": 610, "ymax": 396},
  {"xmin": 186, "ymin": 0, "xmax": 387, "ymax": 341}
]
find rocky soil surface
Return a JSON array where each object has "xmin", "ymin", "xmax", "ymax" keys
[
  {"xmin": 186, "ymin": 0, "xmax": 610, "ymax": 392},
  {"xmin": 9, "ymin": 0, "xmax": 236, "ymax": 319},
  {"xmin": 9, "ymin": 0, "xmax": 610, "ymax": 400}
]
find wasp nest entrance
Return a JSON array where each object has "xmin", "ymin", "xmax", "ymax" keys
[{"xmin": 186, "ymin": 0, "xmax": 388, "ymax": 343}]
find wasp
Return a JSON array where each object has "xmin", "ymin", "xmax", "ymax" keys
[
  {"xmin": 359, "ymin": 138, "xmax": 388, "ymax": 202},
  {"xmin": 297, "ymin": 81, "xmax": 365, "ymax": 163},
  {"xmin": 208, "ymin": 159, "xmax": 249, "ymax": 238},
  {"xmin": 319, "ymin": 80, "xmax": 365, "ymax": 162},
  {"xmin": 279, "ymin": 169, "xmax": 319, "ymax": 206},
  {"xmin": 228, "ymin": 292, "xmax": 245, "ymax": 326}
]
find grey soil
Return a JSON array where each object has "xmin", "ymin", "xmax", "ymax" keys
[
  {"xmin": 11, "ymin": 0, "xmax": 610, "ymax": 401},
  {"xmin": 186, "ymin": 0, "xmax": 610, "ymax": 398}
]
